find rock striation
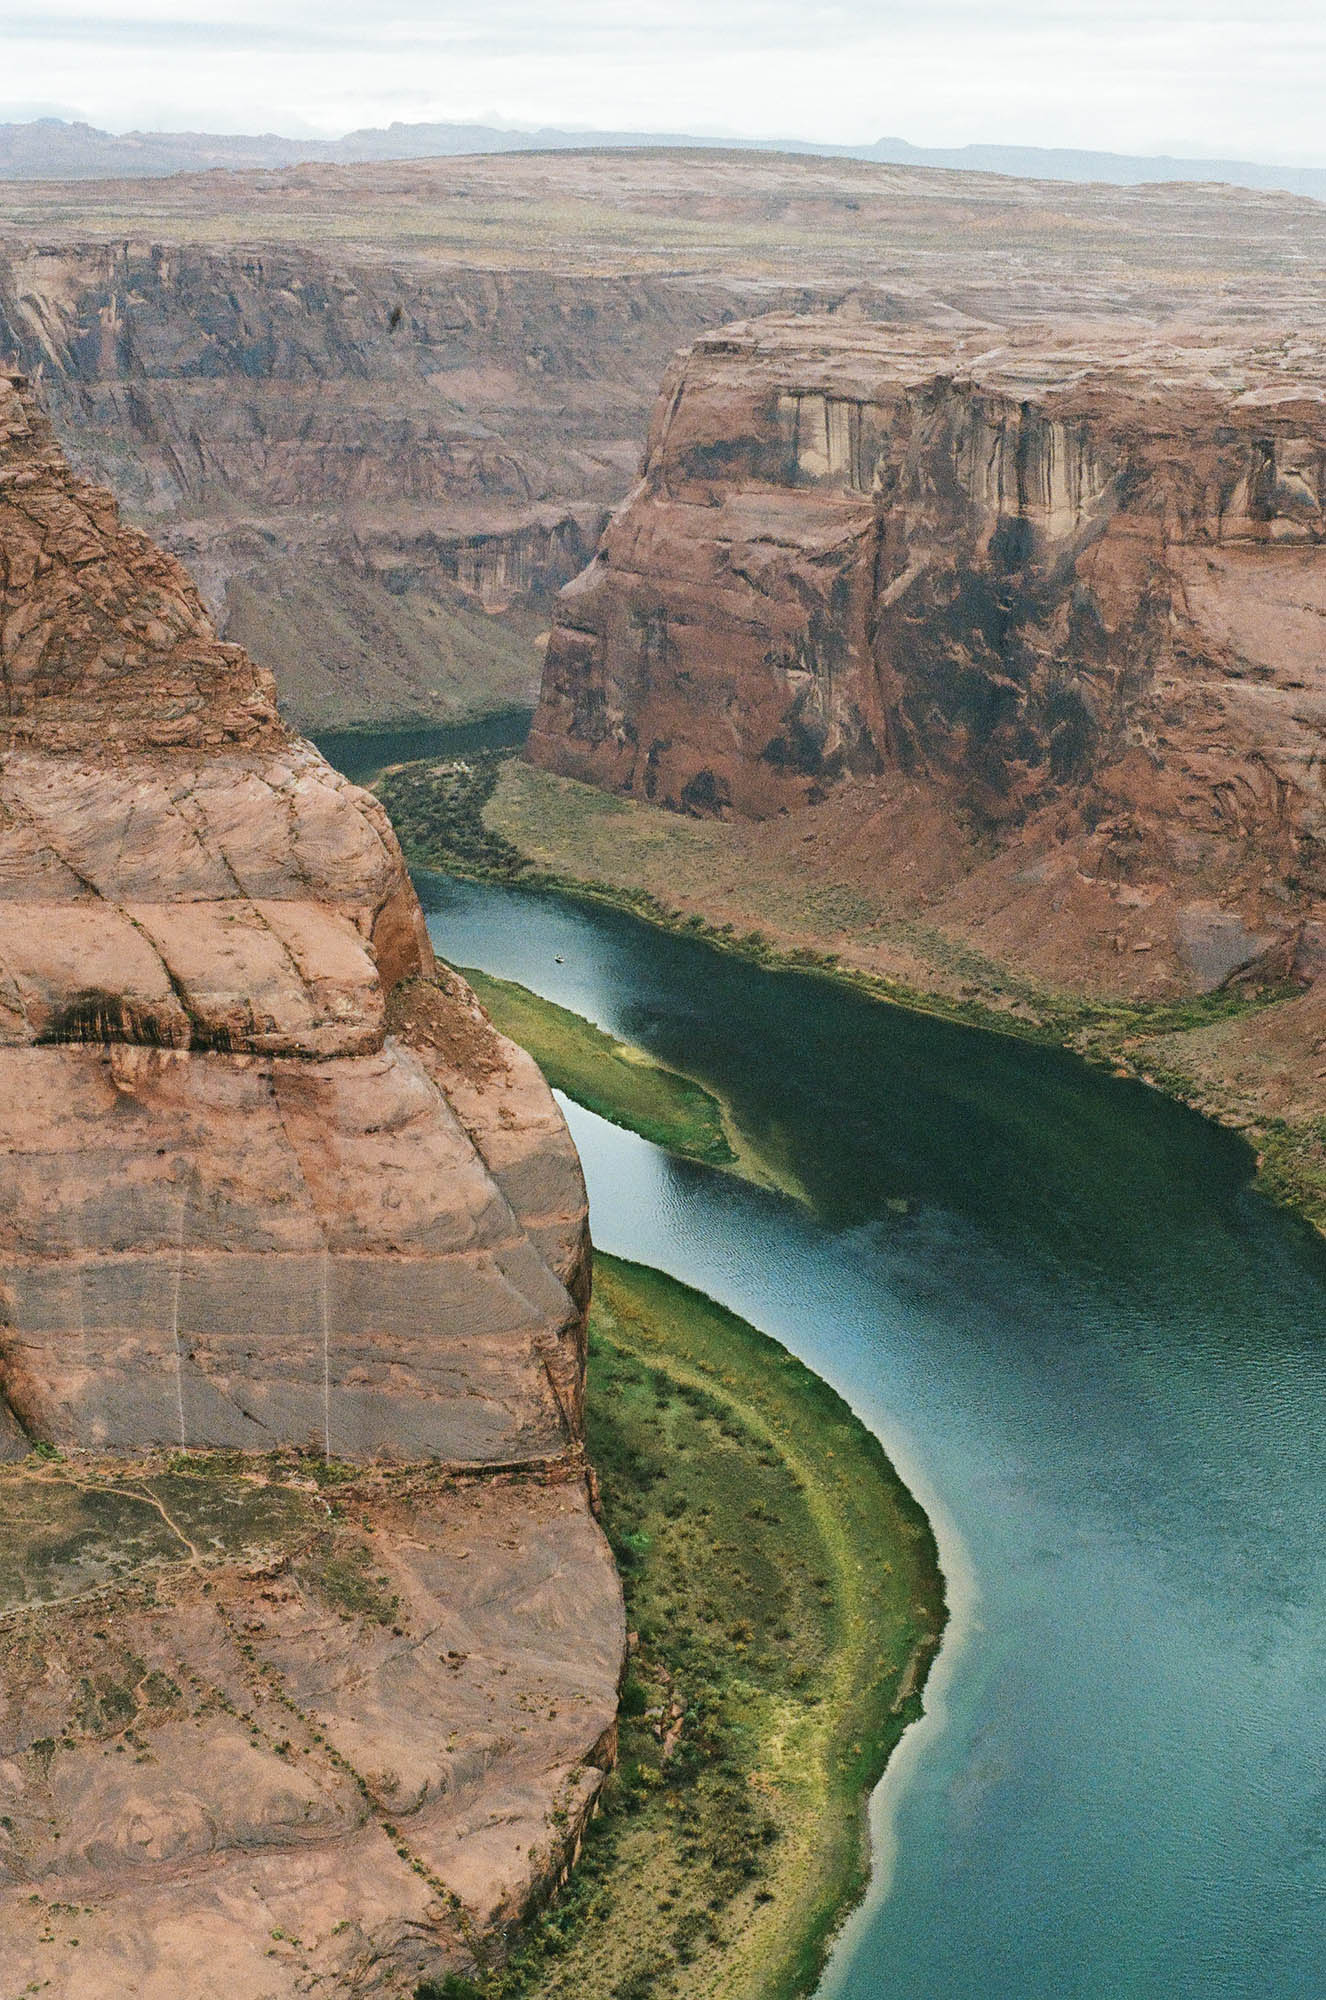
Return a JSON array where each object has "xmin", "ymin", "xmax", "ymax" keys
[
  {"xmin": 531, "ymin": 315, "xmax": 1326, "ymax": 1000},
  {"xmin": 10, "ymin": 149, "xmax": 1326, "ymax": 734},
  {"xmin": 0, "ymin": 367, "xmax": 592, "ymax": 1462},
  {"xmin": 0, "ymin": 239, "xmax": 754, "ymax": 729},
  {"xmin": 0, "ymin": 369, "xmax": 624, "ymax": 1998},
  {"xmin": 0, "ymin": 1459, "xmax": 623, "ymax": 2000}
]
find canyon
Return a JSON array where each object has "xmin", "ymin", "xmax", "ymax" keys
[
  {"xmin": 0, "ymin": 142, "xmax": 1325, "ymax": 1985},
  {"xmin": 520, "ymin": 311, "xmax": 1326, "ymax": 1219},
  {"xmin": 0, "ymin": 367, "xmax": 623, "ymax": 1997},
  {"xmin": 0, "ymin": 221, "xmax": 755, "ymax": 732},
  {"xmin": 7, "ymin": 148, "xmax": 1326, "ymax": 737},
  {"xmin": 531, "ymin": 315, "xmax": 1326, "ymax": 998},
  {"xmin": 0, "ymin": 138, "xmax": 1322, "ymax": 1999}
]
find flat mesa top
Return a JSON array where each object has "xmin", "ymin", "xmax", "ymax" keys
[
  {"xmin": 686, "ymin": 314, "xmax": 1326, "ymax": 418},
  {"xmin": 4, "ymin": 147, "xmax": 1326, "ymax": 327}
]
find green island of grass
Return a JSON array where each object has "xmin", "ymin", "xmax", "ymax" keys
[
  {"xmin": 457, "ymin": 964, "xmax": 735, "ymax": 1169},
  {"xmin": 449, "ymin": 1254, "xmax": 947, "ymax": 2000}
]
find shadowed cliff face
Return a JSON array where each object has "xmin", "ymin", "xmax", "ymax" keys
[
  {"xmin": 8, "ymin": 147, "xmax": 1326, "ymax": 737},
  {"xmin": 0, "ymin": 371, "xmax": 592, "ymax": 1461},
  {"xmin": 530, "ymin": 316, "xmax": 1326, "ymax": 998},
  {"xmin": 0, "ymin": 241, "xmax": 755, "ymax": 728}
]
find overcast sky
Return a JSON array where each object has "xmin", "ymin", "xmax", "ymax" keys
[{"xmin": 3, "ymin": 1, "xmax": 1325, "ymax": 163}]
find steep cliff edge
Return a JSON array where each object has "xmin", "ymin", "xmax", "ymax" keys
[
  {"xmin": 527, "ymin": 316, "xmax": 1326, "ymax": 1209},
  {"xmin": 0, "ymin": 367, "xmax": 596, "ymax": 1459},
  {"xmin": 0, "ymin": 371, "xmax": 623, "ymax": 1997},
  {"xmin": 0, "ymin": 238, "xmax": 752, "ymax": 730},
  {"xmin": 12, "ymin": 146, "xmax": 1326, "ymax": 736},
  {"xmin": 532, "ymin": 317, "xmax": 1326, "ymax": 991}
]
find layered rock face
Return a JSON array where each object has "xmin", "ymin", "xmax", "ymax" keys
[
  {"xmin": 531, "ymin": 316, "xmax": 1326, "ymax": 993},
  {"xmin": 0, "ymin": 372, "xmax": 624, "ymax": 1997},
  {"xmin": 0, "ymin": 369, "xmax": 592, "ymax": 1462},
  {"xmin": 0, "ymin": 240, "xmax": 752, "ymax": 728},
  {"xmin": 9, "ymin": 149, "xmax": 1326, "ymax": 735}
]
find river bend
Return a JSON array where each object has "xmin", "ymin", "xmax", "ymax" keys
[{"xmin": 416, "ymin": 870, "xmax": 1326, "ymax": 2000}]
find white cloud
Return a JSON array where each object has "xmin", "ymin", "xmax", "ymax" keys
[{"xmin": 2, "ymin": 2, "xmax": 1324, "ymax": 163}]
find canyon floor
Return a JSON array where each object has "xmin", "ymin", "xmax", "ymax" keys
[{"xmin": 508, "ymin": 1256, "xmax": 945, "ymax": 2000}]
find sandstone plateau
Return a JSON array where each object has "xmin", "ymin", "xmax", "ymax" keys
[
  {"xmin": 527, "ymin": 315, "xmax": 1326, "ymax": 1184},
  {"xmin": 0, "ymin": 369, "xmax": 623, "ymax": 1996}
]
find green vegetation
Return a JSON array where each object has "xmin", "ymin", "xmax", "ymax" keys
[
  {"xmin": 458, "ymin": 965, "xmax": 735, "ymax": 1168},
  {"xmin": 379, "ymin": 753, "xmax": 1266, "ymax": 1048},
  {"xmin": 377, "ymin": 751, "xmax": 1326, "ymax": 1239},
  {"xmin": 0, "ymin": 1302, "xmax": 946, "ymax": 2000},
  {"xmin": 456, "ymin": 1255, "xmax": 946, "ymax": 2000},
  {"xmin": 371, "ymin": 762, "xmax": 803, "ymax": 1187},
  {"xmin": 0, "ymin": 1451, "xmax": 438, "ymax": 1624},
  {"xmin": 377, "ymin": 752, "xmax": 530, "ymax": 879},
  {"xmin": 296, "ymin": 1535, "xmax": 406, "ymax": 1629},
  {"xmin": 0, "ymin": 1457, "xmax": 324, "ymax": 1612},
  {"xmin": 1255, "ymin": 1116, "xmax": 1326, "ymax": 1233},
  {"xmin": 0, "ymin": 1476, "xmax": 181, "ymax": 1609}
]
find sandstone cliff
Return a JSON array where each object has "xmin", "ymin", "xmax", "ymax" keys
[
  {"xmin": 0, "ymin": 366, "xmax": 599, "ymax": 1460},
  {"xmin": 11, "ymin": 147, "xmax": 1326, "ymax": 736},
  {"xmin": 0, "ymin": 238, "xmax": 753, "ymax": 730},
  {"xmin": 0, "ymin": 369, "xmax": 623, "ymax": 1995},
  {"xmin": 531, "ymin": 316, "xmax": 1326, "ymax": 1011}
]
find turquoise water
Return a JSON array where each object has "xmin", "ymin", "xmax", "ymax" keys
[{"xmin": 413, "ymin": 870, "xmax": 1326, "ymax": 2000}]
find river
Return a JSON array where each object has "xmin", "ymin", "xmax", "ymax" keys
[
  {"xmin": 410, "ymin": 868, "xmax": 1326, "ymax": 2000},
  {"xmin": 311, "ymin": 710, "xmax": 533, "ymax": 786}
]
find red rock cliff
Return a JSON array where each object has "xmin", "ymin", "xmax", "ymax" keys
[
  {"xmin": 530, "ymin": 316, "xmax": 1326, "ymax": 996},
  {"xmin": 0, "ymin": 370, "xmax": 591, "ymax": 1461}
]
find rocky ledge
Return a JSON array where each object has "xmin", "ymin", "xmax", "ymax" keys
[{"xmin": 0, "ymin": 371, "xmax": 623, "ymax": 1995}]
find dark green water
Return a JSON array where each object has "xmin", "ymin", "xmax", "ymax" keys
[
  {"xmin": 310, "ymin": 708, "xmax": 533, "ymax": 786},
  {"xmin": 410, "ymin": 870, "xmax": 1326, "ymax": 2000}
]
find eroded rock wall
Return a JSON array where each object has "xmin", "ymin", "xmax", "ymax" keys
[
  {"xmin": 0, "ymin": 370, "xmax": 592, "ymax": 1461},
  {"xmin": 531, "ymin": 317, "xmax": 1326, "ymax": 992},
  {"xmin": 0, "ymin": 242, "xmax": 756, "ymax": 726},
  {"xmin": 0, "ymin": 368, "xmax": 626, "ymax": 1999}
]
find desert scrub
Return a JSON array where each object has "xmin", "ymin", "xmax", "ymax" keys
[
  {"xmin": 381, "ymin": 755, "xmax": 1269, "ymax": 1047},
  {"xmin": 295, "ymin": 1535, "xmax": 405, "ymax": 1628},
  {"xmin": 377, "ymin": 752, "xmax": 528, "ymax": 879},
  {"xmin": 1249, "ymin": 1116, "xmax": 1326, "ymax": 1233},
  {"xmin": 457, "ymin": 965, "xmax": 735, "ymax": 1168},
  {"xmin": 457, "ymin": 1255, "xmax": 946, "ymax": 2000}
]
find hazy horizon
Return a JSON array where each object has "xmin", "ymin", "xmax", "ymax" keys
[{"xmin": 4, "ymin": 3, "xmax": 1326, "ymax": 169}]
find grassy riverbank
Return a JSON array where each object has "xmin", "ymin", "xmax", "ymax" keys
[
  {"xmin": 455, "ymin": 965, "xmax": 805, "ymax": 1200},
  {"xmin": 463, "ymin": 1254, "xmax": 946, "ymax": 2000},
  {"xmin": 457, "ymin": 966, "xmax": 735, "ymax": 1168},
  {"xmin": 376, "ymin": 753, "xmax": 1326, "ymax": 1237}
]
